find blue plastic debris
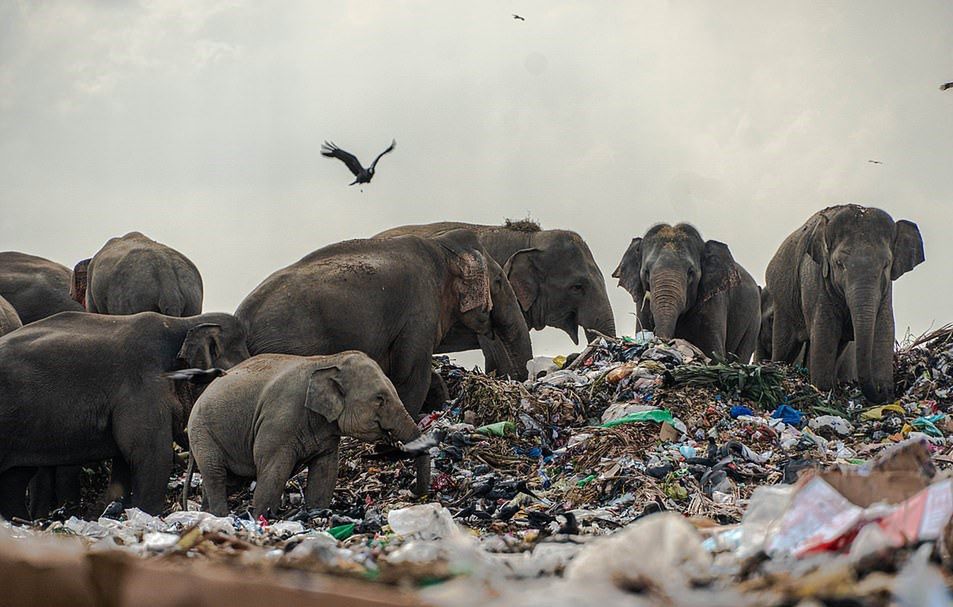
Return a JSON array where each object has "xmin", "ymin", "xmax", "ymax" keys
[
  {"xmin": 678, "ymin": 445, "xmax": 697, "ymax": 459},
  {"xmin": 772, "ymin": 404, "xmax": 803, "ymax": 426},
  {"xmin": 730, "ymin": 405, "xmax": 754, "ymax": 418}
]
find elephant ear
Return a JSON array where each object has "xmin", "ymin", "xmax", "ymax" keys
[
  {"xmin": 612, "ymin": 238, "xmax": 643, "ymax": 300},
  {"xmin": 698, "ymin": 240, "xmax": 736, "ymax": 303},
  {"xmin": 806, "ymin": 214, "xmax": 831, "ymax": 278},
  {"xmin": 451, "ymin": 250, "xmax": 492, "ymax": 313},
  {"xmin": 70, "ymin": 258, "xmax": 90, "ymax": 308},
  {"xmin": 891, "ymin": 220, "xmax": 925, "ymax": 280},
  {"xmin": 176, "ymin": 323, "xmax": 223, "ymax": 370},
  {"xmin": 304, "ymin": 366, "xmax": 345, "ymax": 422},
  {"xmin": 503, "ymin": 248, "xmax": 542, "ymax": 312}
]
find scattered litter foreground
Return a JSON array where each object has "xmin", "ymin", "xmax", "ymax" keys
[{"xmin": 3, "ymin": 326, "xmax": 953, "ymax": 606}]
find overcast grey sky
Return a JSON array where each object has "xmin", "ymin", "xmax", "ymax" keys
[{"xmin": 1, "ymin": 1, "xmax": 951, "ymax": 362}]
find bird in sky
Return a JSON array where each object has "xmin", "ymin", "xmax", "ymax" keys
[
  {"xmin": 321, "ymin": 139, "xmax": 396, "ymax": 186},
  {"xmin": 867, "ymin": 160, "xmax": 883, "ymax": 164},
  {"xmin": 512, "ymin": 14, "xmax": 525, "ymax": 21},
  {"xmin": 941, "ymin": 82, "xmax": 953, "ymax": 91}
]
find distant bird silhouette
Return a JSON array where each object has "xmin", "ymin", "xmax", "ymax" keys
[
  {"xmin": 321, "ymin": 139, "xmax": 396, "ymax": 186},
  {"xmin": 512, "ymin": 14, "xmax": 525, "ymax": 21},
  {"xmin": 941, "ymin": 82, "xmax": 953, "ymax": 91},
  {"xmin": 867, "ymin": 160, "xmax": 883, "ymax": 165}
]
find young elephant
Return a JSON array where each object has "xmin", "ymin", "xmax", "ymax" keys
[
  {"xmin": 188, "ymin": 352, "xmax": 427, "ymax": 517},
  {"xmin": 765, "ymin": 204, "xmax": 924, "ymax": 403},
  {"xmin": 0, "ymin": 311, "xmax": 249, "ymax": 518},
  {"xmin": 612, "ymin": 223, "xmax": 760, "ymax": 361}
]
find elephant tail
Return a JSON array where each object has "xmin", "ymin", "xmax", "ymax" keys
[{"xmin": 181, "ymin": 451, "xmax": 195, "ymax": 510}]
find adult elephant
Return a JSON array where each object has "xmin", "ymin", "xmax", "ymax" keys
[
  {"xmin": 375, "ymin": 221, "xmax": 616, "ymax": 346},
  {"xmin": 0, "ymin": 295, "xmax": 22, "ymax": 337},
  {"xmin": 0, "ymin": 311, "xmax": 250, "ymax": 518},
  {"xmin": 612, "ymin": 223, "xmax": 760, "ymax": 361},
  {"xmin": 0, "ymin": 252, "xmax": 84, "ymax": 324},
  {"xmin": 373, "ymin": 230, "xmax": 532, "ymax": 380},
  {"xmin": 237, "ymin": 230, "xmax": 513, "ymax": 418},
  {"xmin": 75, "ymin": 231, "xmax": 203, "ymax": 316},
  {"xmin": 765, "ymin": 205, "xmax": 923, "ymax": 403}
]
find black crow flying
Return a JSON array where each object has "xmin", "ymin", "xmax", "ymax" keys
[{"xmin": 321, "ymin": 139, "xmax": 396, "ymax": 186}]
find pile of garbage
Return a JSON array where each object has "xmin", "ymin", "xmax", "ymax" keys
[{"xmin": 5, "ymin": 326, "xmax": 953, "ymax": 605}]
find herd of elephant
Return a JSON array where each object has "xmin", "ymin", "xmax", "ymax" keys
[{"xmin": 0, "ymin": 204, "xmax": 925, "ymax": 520}]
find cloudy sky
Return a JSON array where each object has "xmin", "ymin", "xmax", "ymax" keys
[{"xmin": 1, "ymin": 1, "xmax": 951, "ymax": 363}]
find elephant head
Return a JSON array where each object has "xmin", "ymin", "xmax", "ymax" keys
[
  {"xmin": 171, "ymin": 314, "xmax": 251, "ymax": 444},
  {"xmin": 175, "ymin": 313, "xmax": 251, "ymax": 372},
  {"xmin": 503, "ymin": 230, "xmax": 616, "ymax": 345},
  {"xmin": 304, "ymin": 352, "xmax": 430, "ymax": 495},
  {"xmin": 612, "ymin": 224, "xmax": 737, "ymax": 340},
  {"xmin": 804, "ymin": 206, "xmax": 924, "ymax": 402},
  {"xmin": 70, "ymin": 259, "xmax": 90, "ymax": 309},
  {"xmin": 434, "ymin": 230, "xmax": 493, "ymax": 337}
]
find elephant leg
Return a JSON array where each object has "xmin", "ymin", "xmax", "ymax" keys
[
  {"xmin": 252, "ymin": 453, "xmax": 296, "ymax": 518},
  {"xmin": 771, "ymin": 314, "xmax": 803, "ymax": 364},
  {"xmin": 734, "ymin": 320, "xmax": 759, "ymax": 364},
  {"xmin": 808, "ymin": 312, "xmax": 842, "ymax": 392},
  {"xmin": 0, "ymin": 467, "xmax": 36, "ymax": 520},
  {"xmin": 197, "ymin": 457, "xmax": 229, "ymax": 516},
  {"xmin": 113, "ymin": 410, "xmax": 173, "ymax": 515},
  {"xmin": 106, "ymin": 457, "xmax": 132, "ymax": 504},
  {"xmin": 836, "ymin": 343, "xmax": 858, "ymax": 382},
  {"xmin": 27, "ymin": 468, "xmax": 55, "ymax": 519},
  {"xmin": 304, "ymin": 444, "xmax": 340, "ymax": 509},
  {"xmin": 421, "ymin": 371, "xmax": 449, "ymax": 414},
  {"xmin": 54, "ymin": 465, "xmax": 82, "ymax": 507},
  {"xmin": 390, "ymin": 350, "xmax": 432, "ymax": 419}
]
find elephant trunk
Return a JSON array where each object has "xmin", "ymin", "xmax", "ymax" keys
[
  {"xmin": 649, "ymin": 270, "xmax": 687, "ymax": 340},
  {"xmin": 479, "ymin": 333, "xmax": 531, "ymax": 381},
  {"xmin": 847, "ymin": 285, "xmax": 882, "ymax": 402},
  {"xmin": 581, "ymin": 298, "xmax": 617, "ymax": 343},
  {"xmin": 388, "ymin": 409, "xmax": 431, "ymax": 497}
]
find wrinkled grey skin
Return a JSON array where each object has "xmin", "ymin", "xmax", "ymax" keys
[
  {"xmin": 0, "ymin": 311, "xmax": 249, "ymax": 518},
  {"xmin": 189, "ymin": 352, "xmax": 426, "ymax": 517},
  {"xmin": 376, "ymin": 222, "xmax": 616, "ymax": 346},
  {"xmin": 0, "ymin": 295, "xmax": 21, "ymax": 337},
  {"xmin": 0, "ymin": 252, "xmax": 84, "ymax": 324},
  {"xmin": 613, "ymin": 224, "xmax": 760, "ymax": 361},
  {"xmin": 766, "ymin": 205, "xmax": 924, "ymax": 403},
  {"xmin": 237, "ymin": 230, "xmax": 495, "ymax": 419},
  {"xmin": 374, "ymin": 228, "xmax": 532, "ymax": 380},
  {"xmin": 757, "ymin": 286, "xmax": 856, "ymax": 380},
  {"xmin": 77, "ymin": 232, "xmax": 203, "ymax": 316}
]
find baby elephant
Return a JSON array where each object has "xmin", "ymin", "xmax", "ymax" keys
[{"xmin": 188, "ymin": 351, "xmax": 428, "ymax": 517}]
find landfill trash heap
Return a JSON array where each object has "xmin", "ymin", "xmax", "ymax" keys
[{"xmin": 3, "ymin": 325, "xmax": 953, "ymax": 606}]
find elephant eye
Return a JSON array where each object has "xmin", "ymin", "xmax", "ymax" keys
[{"xmin": 570, "ymin": 284, "xmax": 584, "ymax": 294}]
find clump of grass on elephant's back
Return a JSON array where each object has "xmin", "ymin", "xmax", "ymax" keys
[{"xmin": 503, "ymin": 217, "xmax": 541, "ymax": 232}]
